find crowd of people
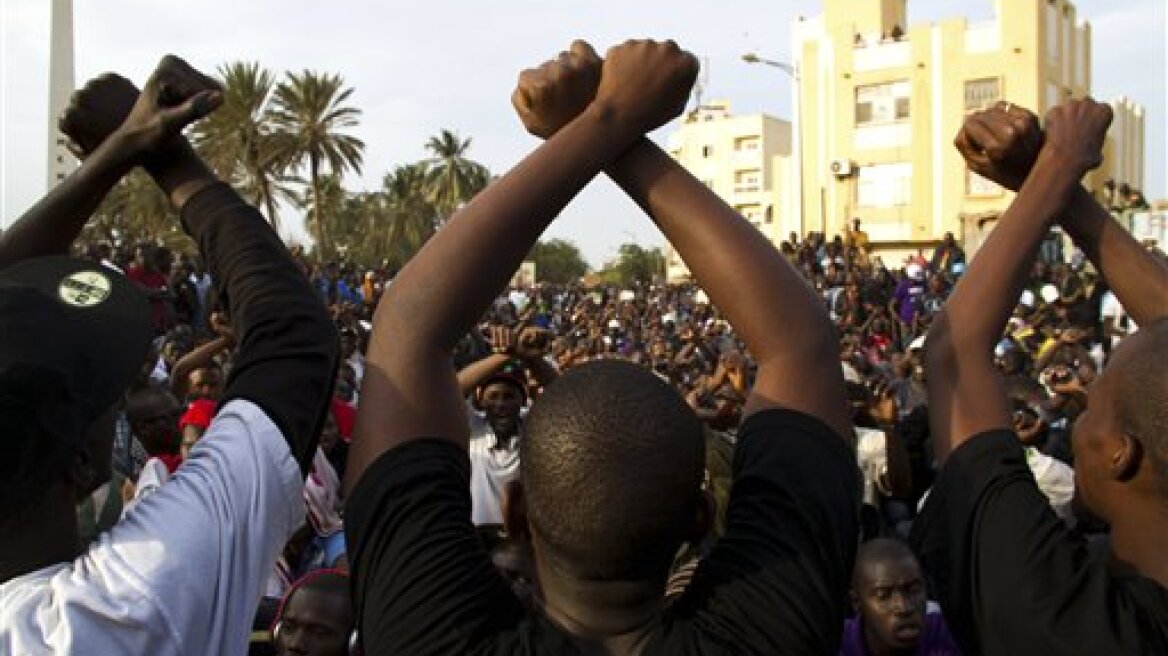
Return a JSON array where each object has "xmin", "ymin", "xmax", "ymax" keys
[{"xmin": 1, "ymin": 39, "xmax": 1165, "ymax": 656}]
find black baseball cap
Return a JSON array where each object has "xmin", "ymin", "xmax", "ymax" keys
[{"xmin": 0, "ymin": 256, "xmax": 152, "ymax": 446}]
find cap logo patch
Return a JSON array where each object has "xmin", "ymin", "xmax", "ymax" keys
[{"xmin": 59, "ymin": 270, "xmax": 112, "ymax": 308}]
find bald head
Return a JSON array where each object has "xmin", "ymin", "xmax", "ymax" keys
[
  {"xmin": 521, "ymin": 360, "xmax": 705, "ymax": 582},
  {"xmin": 854, "ymin": 538, "xmax": 919, "ymax": 585}
]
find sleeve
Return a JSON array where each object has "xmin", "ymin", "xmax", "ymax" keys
[
  {"xmin": 910, "ymin": 430, "xmax": 1167, "ymax": 655},
  {"xmin": 344, "ymin": 439, "xmax": 524, "ymax": 653},
  {"xmin": 674, "ymin": 409, "xmax": 860, "ymax": 655},
  {"xmin": 83, "ymin": 400, "xmax": 304, "ymax": 654},
  {"xmin": 181, "ymin": 183, "xmax": 339, "ymax": 474}
]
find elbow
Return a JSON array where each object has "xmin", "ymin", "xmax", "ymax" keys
[{"xmin": 923, "ymin": 312, "xmax": 958, "ymax": 380}]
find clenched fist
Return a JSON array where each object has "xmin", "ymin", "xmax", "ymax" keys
[
  {"xmin": 596, "ymin": 39, "xmax": 699, "ymax": 136},
  {"xmin": 513, "ymin": 40, "xmax": 602, "ymax": 139}
]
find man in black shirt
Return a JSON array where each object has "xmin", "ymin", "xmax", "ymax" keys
[
  {"xmin": 345, "ymin": 40, "xmax": 858, "ymax": 654},
  {"xmin": 911, "ymin": 99, "xmax": 1168, "ymax": 654}
]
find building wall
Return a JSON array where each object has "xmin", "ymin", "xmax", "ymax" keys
[
  {"xmin": 794, "ymin": 0, "xmax": 1139, "ymax": 257},
  {"xmin": 664, "ymin": 102, "xmax": 792, "ymax": 282}
]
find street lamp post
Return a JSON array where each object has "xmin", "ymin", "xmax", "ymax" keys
[{"xmin": 742, "ymin": 52, "xmax": 805, "ymax": 241}]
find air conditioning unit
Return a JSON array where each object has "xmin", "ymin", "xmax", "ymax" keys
[{"xmin": 829, "ymin": 159, "xmax": 857, "ymax": 178}]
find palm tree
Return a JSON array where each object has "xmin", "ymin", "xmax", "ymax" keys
[
  {"xmin": 382, "ymin": 163, "xmax": 439, "ymax": 266},
  {"xmin": 270, "ymin": 70, "xmax": 365, "ymax": 259},
  {"xmin": 87, "ymin": 169, "xmax": 174, "ymax": 246},
  {"xmin": 424, "ymin": 129, "xmax": 490, "ymax": 220},
  {"xmin": 193, "ymin": 61, "xmax": 294, "ymax": 230}
]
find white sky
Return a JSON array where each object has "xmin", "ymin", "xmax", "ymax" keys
[{"xmin": 3, "ymin": 0, "xmax": 1165, "ymax": 266}]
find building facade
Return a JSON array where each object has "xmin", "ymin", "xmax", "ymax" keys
[
  {"xmin": 792, "ymin": 0, "xmax": 1145, "ymax": 257},
  {"xmin": 664, "ymin": 101, "xmax": 792, "ymax": 282}
]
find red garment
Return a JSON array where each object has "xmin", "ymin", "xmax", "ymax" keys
[
  {"xmin": 180, "ymin": 400, "xmax": 217, "ymax": 431},
  {"xmin": 331, "ymin": 398, "xmax": 356, "ymax": 442},
  {"xmin": 126, "ymin": 265, "xmax": 169, "ymax": 332},
  {"xmin": 155, "ymin": 453, "xmax": 183, "ymax": 474}
]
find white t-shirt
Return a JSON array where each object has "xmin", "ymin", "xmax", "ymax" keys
[
  {"xmin": 1100, "ymin": 290, "xmax": 1137, "ymax": 349},
  {"xmin": 466, "ymin": 405, "xmax": 523, "ymax": 526},
  {"xmin": 855, "ymin": 426, "xmax": 889, "ymax": 507},
  {"xmin": 1, "ymin": 400, "xmax": 303, "ymax": 656}
]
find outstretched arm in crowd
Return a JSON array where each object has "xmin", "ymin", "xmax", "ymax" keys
[
  {"xmin": 926, "ymin": 100, "xmax": 1113, "ymax": 462},
  {"xmin": 60, "ymin": 58, "xmax": 337, "ymax": 474},
  {"xmin": 346, "ymin": 40, "xmax": 697, "ymax": 492},
  {"xmin": 513, "ymin": 50, "xmax": 848, "ymax": 439}
]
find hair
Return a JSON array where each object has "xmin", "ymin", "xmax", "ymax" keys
[
  {"xmin": 521, "ymin": 360, "xmax": 705, "ymax": 582},
  {"xmin": 853, "ymin": 538, "xmax": 919, "ymax": 586},
  {"xmin": 0, "ymin": 364, "xmax": 80, "ymax": 525},
  {"xmin": 1113, "ymin": 317, "xmax": 1168, "ymax": 487}
]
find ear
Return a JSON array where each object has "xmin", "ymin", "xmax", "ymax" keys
[
  {"xmin": 688, "ymin": 489, "xmax": 715, "ymax": 545},
  {"xmin": 1111, "ymin": 433, "xmax": 1144, "ymax": 482},
  {"xmin": 502, "ymin": 481, "xmax": 530, "ymax": 541}
]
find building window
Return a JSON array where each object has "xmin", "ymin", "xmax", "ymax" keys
[
  {"xmin": 856, "ymin": 162, "xmax": 912, "ymax": 207},
  {"xmin": 964, "ymin": 78, "xmax": 1001, "ymax": 111},
  {"xmin": 702, "ymin": 145, "xmax": 713, "ymax": 157},
  {"xmin": 966, "ymin": 168, "xmax": 1003, "ymax": 197},
  {"xmin": 735, "ymin": 136, "xmax": 760, "ymax": 151},
  {"xmin": 855, "ymin": 80, "xmax": 911, "ymax": 126},
  {"xmin": 764, "ymin": 206, "xmax": 774, "ymax": 224},
  {"xmin": 734, "ymin": 170, "xmax": 761, "ymax": 193}
]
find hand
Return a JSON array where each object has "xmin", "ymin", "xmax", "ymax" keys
[
  {"xmin": 515, "ymin": 326, "xmax": 552, "ymax": 360},
  {"xmin": 954, "ymin": 101, "xmax": 1044, "ymax": 192},
  {"xmin": 488, "ymin": 325, "xmax": 516, "ymax": 356},
  {"xmin": 113, "ymin": 55, "xmax": 223, "ymax": 160},
  {"xmin": 595, "ymin": 39, "xmax": 699, "ymax": 136},
  {"xmin": 59, "ymin": 74, "xmax": 141, "ymax": 159},
  {"xmin": 210, "ymin": 312, "xmax": 236, "ymax": 344},
  {"xmin": 513, "ymin": 40, "xmax": 602, "ymax": 139},
  {"xmin": 1042, "ymin": 98, "xmax": 1114, "ymax": 177}
]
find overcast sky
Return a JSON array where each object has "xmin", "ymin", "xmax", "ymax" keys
[{"xmin": 3, "ymin": 0, "xmax": 1164, "ymax": 266}]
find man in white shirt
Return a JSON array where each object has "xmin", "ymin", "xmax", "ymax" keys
[{"xmin": 0, "ymin": 56, "xmax": 338, "ymax": 655}]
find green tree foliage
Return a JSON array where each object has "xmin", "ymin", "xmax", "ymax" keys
[
  {"xmin": 528, "ymin": 239, "xmax": 589, "ymax": 284},
  {"xmin": 270, "ymin": 70, "xmax": 365, "ymax": 259},
  {"xmin": 609, "ymin": 243, "xmax": 665, "ymax": 286},
  {"xmin": 424, "ymin": 129, "xmax": 491, "ymax": 220}
]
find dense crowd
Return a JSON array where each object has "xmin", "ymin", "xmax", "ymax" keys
[{"xmin": 2, "ymin": 40, "xmax": 1166, "ymax": 656}]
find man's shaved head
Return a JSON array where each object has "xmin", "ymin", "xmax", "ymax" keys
[
  {"xmin": 521, "ymin": 360, "xmax": 705, "ymax": 582},
  {"xmin": 1111, "ymin": 317, "xmax": 1168, "ymax": 486}
]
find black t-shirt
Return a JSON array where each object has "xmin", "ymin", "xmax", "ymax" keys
[
  {"xmin": 910, "ymin": 430, "xmax": 1168, "ymax": 655},
  {"xmin": 345, "ymin": 409, "xmax": 859, "ymax": 654}
]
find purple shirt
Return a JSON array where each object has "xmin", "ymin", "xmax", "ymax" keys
[
  {"xmin": 839, "ymin": 613, "xmax": 962, "ymax": 656},
  {"xmin": 894, "ymin": 278, "xmax": 926, "ymax": 324}
]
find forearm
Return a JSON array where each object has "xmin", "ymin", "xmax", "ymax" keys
[
  {"xmin": 179, "ymin": 181, "xmax": 338, "ymax": 475},
  {"xmin": 170, "ymin": 335, "xmax": 232, "ymax": 399},
  {"xmin": 0, "ymin": 136, "xmax": 136, "ymax": 269},
  {"xmin": 524, "ymin": 356, "xmax": 560, "ymax": 388},
  {"xmin": 606, "ymin": 138, "xmax": 847, "ymax": 436},
  {"xmin": 378, "ymin": 105, "xmax": 637, "ymax": 354},
  {"xmin": 1061, "ymin": 187, "xmax": 1168, "ymax": 325},
  {"xmin": 456, "ymin": 353, "xmax": 510, "ymax": 397},
  {"xmin": 939, "ymin": 151, "xmax": 1083, "ymax": 354}
]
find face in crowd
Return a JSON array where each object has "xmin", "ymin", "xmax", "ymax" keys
[
  {"xmin": 480, "ymin": 380, "xmax": 525, "ymax": 439},
  {"xmin": 852, "ymin": 539, "xmax": 928, "ymax": 656},
  {"xmin": 273, "ymin": 573, "xmax": 354, "ymax": 656},
  {"xmin": 127, "ymin": 389, "xmax": 183, "ymax": 456},
  {"xmin": 187, "ymin": 366, "xmax": 223, "ymax": 401}
]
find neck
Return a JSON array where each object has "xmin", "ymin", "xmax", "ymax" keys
[
  {"xmin": 534, "ymin": 557, "xmax": 664, "ymax": 655},
  {"xmin": 0, "ymin": 483, "xmax": 81, "ymax": 584},
  {"xmin": 1107, "ymin": 499, "xmax": 1168, "ymax": 588}
]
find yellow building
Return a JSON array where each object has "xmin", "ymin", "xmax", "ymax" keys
[
  {"xmin": 792, "ymin": 0, "xmax": 1145, "ymax": 257},
  {"xmin": 664, "ymin": 101, "xmax": 792, "ymax": 282}
]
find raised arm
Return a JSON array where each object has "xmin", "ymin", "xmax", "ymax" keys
[
  {"xmin": 346, "ymin": 40, "xmax": 698, "ymax": 492},
  {"xmin": 926, "ymin": 100, "xmax": 1113, "ymax": 462},
  {"xmin": 513, "ymin": 52, "xmax": 848, "ymax": 439},
  {"xmin": 61, "ymin": 57, "xmax": 338, "ymax": 474}
]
